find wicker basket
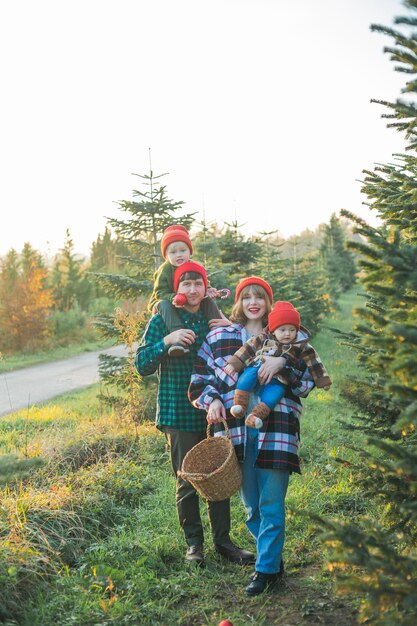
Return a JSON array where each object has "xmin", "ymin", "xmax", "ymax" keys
[{"xmin": 178, "ymin": 420, "xmax": 242, "ymax": 502}]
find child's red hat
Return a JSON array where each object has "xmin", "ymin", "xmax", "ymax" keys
[
  {"xmin": 160, "ymin": 225, "xmax": 193, "ymax": 258},
  {"xmin": 268, "ymin": 301, "xmax": 300, "ymax": 332}
]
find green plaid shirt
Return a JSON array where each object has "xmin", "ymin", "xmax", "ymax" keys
[{"xmin": 135, "ymin": 308, "xmax": 209, "ymax": 432}]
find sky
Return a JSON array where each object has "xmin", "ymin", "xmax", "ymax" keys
[{"xmin": 0, "ymin": 0, "xmax": 409, "ymax": 258}]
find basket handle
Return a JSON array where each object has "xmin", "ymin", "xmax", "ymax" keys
[
  {"xmin": 206, "ymin": 418, "xmax": 230, "ymax": 439},
  {"xmin": 177, "ymin": 471, "xmax": 206, "ymax": 481}
]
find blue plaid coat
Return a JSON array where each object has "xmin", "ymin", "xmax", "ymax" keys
[{"xmin": 188, "ymin": 323, "xmax": 315, "ymax": 473}]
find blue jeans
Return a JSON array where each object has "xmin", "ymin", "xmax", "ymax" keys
[
  {"xmin": 237, "ymin": 362, "xmax": 286, "ymax": 409},
  {"xmin": 240, "ymin": 427, "xmax": 290, "ymax": 574}
]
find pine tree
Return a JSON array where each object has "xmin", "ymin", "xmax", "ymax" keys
[
  {"xmin": 288, "ymin": 252, "xmax": 331, "ymax": 335},
  {"xmin": 94, "ymin": 171, "xmax": 195, "ymax": 301},
  {"xmin": 95, "ymin": 170, "xmax": 195, "ymax": 412},
  {"xmin": 90, "ymin": 227, "xmax": 130, "ymax": 273},
  {"xmin": 313, "ymin": 5, "xmax": 417, "ymax": 624},
  {"xmin": 320, "ymin": 213, "xmax": 357, "ymax": 298},
  {"xmin": 51, "ymin": 229, "xmax": 91, "ymax": 311}
]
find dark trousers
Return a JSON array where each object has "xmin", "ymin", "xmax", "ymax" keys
[
  {"xmin": 164, "ymin": 427, "xmax": 231, "ymax": 546},
  {"xmin": 157, "ymin": 298, "xmax": 222, "ymax": 332}
]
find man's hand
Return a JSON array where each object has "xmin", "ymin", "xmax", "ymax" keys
[
  {"xmin": 207, "ymin": 399, "xmax": 226, "ymax": 423},
  {"xmin": 257, "ymin": 356, "xmax": 287, "ymax": 385},
  {"xmin": 164, "ymin": 329, "xmax": 196, "ymax": 347}
]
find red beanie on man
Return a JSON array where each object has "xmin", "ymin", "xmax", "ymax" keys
[
  {"xmin": 173, "ymin": 261, "xmax": 208, "ymax": 293},
  {"xmin": 268, "ymin": 301, "xmax": 300, "ymax": 332},
  {"xmin": 160, "ymin": 224, "xmax": 193, "ymax": 258},
  {"xmin": 235, "ymin": 276, "xmax": 273, "ymax": 304}
]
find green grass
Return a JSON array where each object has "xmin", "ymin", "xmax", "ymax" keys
[
  {"xmin": 0, "ymin": 289, "xmax": 368, "ymax": 625},
  {"xmin": 0, "ymin": 338, "xmax": 114, "ymax": 373}
]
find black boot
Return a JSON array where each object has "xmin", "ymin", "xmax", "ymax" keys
[
  {"xmin": 245, "ymin": 571, "xmax": 279, "ymax": 596},
  {"xmin": 214, "ymin": 540, "xmax": 255, "ymax": 565},
  {"xmin": 185, "ymin": 545, "xmax": 205, "ymax": 567}
]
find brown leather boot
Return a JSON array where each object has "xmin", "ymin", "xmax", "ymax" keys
[
  {"xmin": 245, "ymin": 402, "xmax": 271, "ymax": 429},
  {"xmin": 230, "ymin": 389, "xmax": 250, "ymax": 418}
]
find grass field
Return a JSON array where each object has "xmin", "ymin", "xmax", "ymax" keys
[{"xmin": 0, "ymin": 290, "xmax": 370, "ymax": 626}]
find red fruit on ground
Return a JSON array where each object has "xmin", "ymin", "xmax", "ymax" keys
[{"xmin": 218, "ymin": 621, "xmax": 233, "ymax": 626}]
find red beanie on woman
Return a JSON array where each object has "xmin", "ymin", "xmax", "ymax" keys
[
  {"xmin": 161, "ymin": 224, "xmax": 193, "ymax": 258},
  {"xmin": 235, "ymin": 276, "xmax": 273, "ymax": 304},
  {"xmin": 173, "ymin": 261, "xmax": 208, "ymax": 293},
  {"xmin": 268, "ymin": 301, "xmax": 300, "ymax": 332}
]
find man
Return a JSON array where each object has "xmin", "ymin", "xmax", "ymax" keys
[{"xmin": 136, "ymin": 261, "xmax": 254, "ymax": 567}]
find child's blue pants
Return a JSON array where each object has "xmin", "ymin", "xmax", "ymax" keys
[{"xmin": 236, "ymin": 362, "xmax": 286, "ymax": 409}]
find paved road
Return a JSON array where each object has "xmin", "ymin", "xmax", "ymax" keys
[{"xmin": 0, "ymin": 345, "xmax": 129, "ymax": 416}]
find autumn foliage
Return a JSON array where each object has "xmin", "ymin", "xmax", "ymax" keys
[{"xmin": 0, "ymin": 244, "xmax": 53, "ymax": 351}]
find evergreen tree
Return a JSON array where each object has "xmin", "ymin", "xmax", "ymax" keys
[
  {"xmin": 95, "ymin": 170, "xmax": 195, "ymax": 411},
  {"xmin": 288, "ymin": 252, "xmax": 331, "ymax": 335},
  {"xmin": 218, "ymin": 221, "xmax": 263, "ymax": 293},
  {"xmin": 313, "ymin": 5, "xmax": 417, "ymax": 624},
  {"xmin": 90, "ymin": 227, "xmax": 131, "ymax": 274},
  {"xmin": 252, "ymin": 230, "xmax": 292, "ymax": 304},
  {"xmin": 51, "ymin": 229, "xmax": 91, "ymax": 311},
  {"xmin": 95, "ymin": 171, "xmax": 195, "ymax": 301},
  {"xmin": 320, "ymin": 213, "xmax": 357, "ymax": 298}
]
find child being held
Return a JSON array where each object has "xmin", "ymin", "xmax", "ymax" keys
[
  {"xmin": 225, "ymin": 301, "xmax": 331, "ymax": 428},
  {"xmin": 148, "ymin": 224, "xmax": 228, "ymax": 357}
]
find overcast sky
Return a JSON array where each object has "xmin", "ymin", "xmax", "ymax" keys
[{"xmin": 0, "ymin": 0, "xmax": 408, "ymax": 257}]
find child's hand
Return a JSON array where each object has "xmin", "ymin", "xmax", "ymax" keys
[
  {"xmin": 172, "ymin": 293, "xmax": 187, "ymax": 308},
  {"xmin": 224, "ymin": 364, "xmax": 236, "ymax": 376},
  {"xmin": 206, "ymin": 287, "xmax": 219, "ymax": 299},
  {"xmin": 257, "ymin": 356, "xmax": 286, "ymax": 385}
]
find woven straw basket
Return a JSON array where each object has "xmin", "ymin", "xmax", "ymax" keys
[{"xmin": 178, "ymin": 420, "xmax": 242, "ymax": 502}]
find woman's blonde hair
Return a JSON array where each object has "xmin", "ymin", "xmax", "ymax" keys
[{"xmin": 231, "ymin": 284, "xmax": 272, "ymax": 326}]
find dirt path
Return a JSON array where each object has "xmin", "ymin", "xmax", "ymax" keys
[{"xmin": 0, "ymin": 345, "xmax": 128, "ymax": 416}]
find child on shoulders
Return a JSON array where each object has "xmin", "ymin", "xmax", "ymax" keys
[{"xmin": 148, "ymin": 224, "xmax": 229, "ymax": 356}]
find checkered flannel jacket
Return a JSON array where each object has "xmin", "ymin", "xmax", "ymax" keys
[
  {"xmin": 189, "ymin": 324, "xmax": 315, "ymax": 474},
  {"xmin": 227, "ymin": 327, "xmax": 332, "ymax": 389},
  {"xmin": 135, "ymin": 309, "xmax": 209, "ymax": 432}
]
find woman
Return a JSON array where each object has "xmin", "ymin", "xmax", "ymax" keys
[{"xmin": 189, "ymin": 276, "xmax": 314, "ymax": 596}]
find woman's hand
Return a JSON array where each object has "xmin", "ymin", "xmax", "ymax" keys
[
  {"xmin": 257, "ymin": 356, "xmax": 287, "ymax": 385},
  {"xmin": 207, "ymin": 399, "xmax": 226, "ymax": 423}
]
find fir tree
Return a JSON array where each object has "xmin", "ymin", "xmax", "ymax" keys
[
  {"xmin": 313, "ymin": 5, "xmax": 417, "ymax": 624},
  {"xmin": 95, "ymin": 170, "xmax": 195, "ymax": 412},
  {"xmin": 51, "ymin": 229, "xmax": 91, "ymax": 311},
  {"xmin": 90, "ymin": 226, "xmax": 130, "ymax": 273},
  {"xmin": 320, "ymin": 213, "xmax": 357, "ymax": 298},
  {"xmin": 95, "ymin": 171, "xmax": 195, "ymax": 301}
]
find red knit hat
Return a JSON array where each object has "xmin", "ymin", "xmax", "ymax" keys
[
  {"xmin": 160, "ymin": 224, "xmax": 193, "ymax": 258},
  {"xmin": 235, "ymin": 276, "xmax": 273, "ymax": 304},
  {"xmin": 268, "ymin": 301, "xmax": 300, "ymax": 332},
  {"xmin": 173, "ymin": 261, "xmax": 208, "ymax": 293}
]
